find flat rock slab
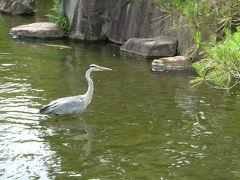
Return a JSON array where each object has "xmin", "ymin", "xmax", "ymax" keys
[
  {"xmin": 0, "ymin": 0, "xmax": 35, "ymax": 16},
  {"xmin": 10, "ymin": 22, "xmax": 65, "ymax": 39},
  {"xmin": 120, "ymin": 36, "xmax": 178, "ymax": 58},
  {"xmin": 152, "ymin": 56, "xmax": 191, "ymax": 71}
]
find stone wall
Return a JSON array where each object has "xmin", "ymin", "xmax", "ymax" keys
[
  {"xmin": 0, "ymin": 0, "xmax": 35, "ymax": 15},
  {"xmin": 60, "ymin": 0, "xmax": 193, "ymax": 53}
]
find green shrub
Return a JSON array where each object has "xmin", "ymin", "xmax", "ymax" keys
[
  {"xmin": 154, "ymin": 0, "xmax": 240, "ymax": 90},
  {"xmin": 154, "ymin": 0, "xmax": 240, "ymax": 58},
  {"xmin": 191, "ymin": 27, "xmax": 240, "ymax": 90},
  {"xmin": 47, "ymin": 0, "xmax": 69, "ymax": 37}
]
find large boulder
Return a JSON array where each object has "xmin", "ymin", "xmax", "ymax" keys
[
  {"xmin": 120, "ymin": 36, "xmax": 178, "ymax": 58},
  {"xmin": 0, "ymin": 0, "xmax": 35, "ymax": 16},
  {"xmin": 10, "ymin": 22, "xmax": 65, "ymax": 39},
  {"xmin": 60, "ymin": 0, "xmax": 163, "ymax": 42}
]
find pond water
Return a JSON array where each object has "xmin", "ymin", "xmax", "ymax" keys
[{"xmin": 1, "ymin": 1, "xmax": 240, "ymax": 179}]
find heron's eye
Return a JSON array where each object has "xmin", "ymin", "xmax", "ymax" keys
[{"xmin": 90, "ymin": 64, "xmax": 98, "ymax": 68}]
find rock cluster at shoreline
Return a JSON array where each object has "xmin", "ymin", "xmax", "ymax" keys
[
  {"xmin": 3, "ymin": 0, "xmax": 191, "ymax": 71},
  {"xmin": 59, "ymin": 0, "xmax": 194, "ymax": 55}
]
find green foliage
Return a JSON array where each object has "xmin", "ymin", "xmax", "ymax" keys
[
  {"xmin": 47, "ymin": 0, "xmax": 69, "ymax": 37},
  {"xmin": 191, "ymin": 27, "xmax": 240, "ymax": 89},
  {"xmin": 154, "ymin": 0, "xmax": 240, "ymax": 58},
  {"xmin": 154, "ymin": 0, "xmax": 240, "ymax": 90}
]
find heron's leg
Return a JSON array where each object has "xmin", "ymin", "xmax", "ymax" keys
[{"xmin": 77, "ymin": 112, "xmax": 84, "ymax": 121}]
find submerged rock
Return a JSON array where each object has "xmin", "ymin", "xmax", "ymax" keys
[
  {"xmin": 152, "ymin": 56, "xmax": 191, "ymax": 71},
  {"xmin": 120, "ymin": 36, "xmax": 178, "ymax": 58},
  {"xmin": 0, "ymin": 0, "xmax": 35, "ymax": 16},
  {"xmin": 10, "ymin": 22, "xmax": 65, "ymax": 39}
]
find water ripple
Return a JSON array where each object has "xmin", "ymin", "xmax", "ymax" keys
[{"xmin": 0, "ymin": 63, "xmax": 61, "ymax": 179}]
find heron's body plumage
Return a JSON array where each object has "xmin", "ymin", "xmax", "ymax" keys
[{"xmin": 39, "ymin": 95, "xmax": 85, "ymax": 115}]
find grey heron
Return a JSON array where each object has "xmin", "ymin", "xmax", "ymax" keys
[{"xmin": 39, "ymin": 64, "xmax": 112, "ymax": 115}]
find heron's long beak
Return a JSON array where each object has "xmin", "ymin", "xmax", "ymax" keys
[{"xmin": 98, "ymin": 66, "xmax": 112, "ymax": 71}]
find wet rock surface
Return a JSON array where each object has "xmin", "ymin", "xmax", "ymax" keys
[
  {"xmin": 10, "ymin": 22, "xmax": 65, "ymax": 39},
  {"xmin": 120, "ymin": 36, "xmax": 178, "ymax": 58},
  {"xmin": 0, "ymin": 0, "xmax": 35, "ymax": 16},
  {"xmin": 60, "ymin": 0, "xmax": 162, "ymax": 43},
  {"xmin": 152, "ymin": 56, "xmax": 191, "ymax": 71}
]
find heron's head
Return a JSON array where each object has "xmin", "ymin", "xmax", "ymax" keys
[{"xmin": 88, "ymin": 64, "xmax": 112, "ymax": 71}]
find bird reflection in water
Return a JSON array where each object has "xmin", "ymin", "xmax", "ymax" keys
[{"xmin": 69, "ymin": 119, "xmax": 93, "ymax": 156}]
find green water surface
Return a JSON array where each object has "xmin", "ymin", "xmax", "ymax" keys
[{"xmin": 0, "ymin": 1, "xmax": 240, "ymax": 179}]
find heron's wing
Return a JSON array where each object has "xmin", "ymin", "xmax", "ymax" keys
[
  {"xmin": 40, "ymin": 95, "xmax": 85, "ymax": 115},
  {"xmin": 47, "ymin": 96, "xmax": 75, "ymax": 106}
]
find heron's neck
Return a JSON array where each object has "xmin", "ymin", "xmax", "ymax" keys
[{"xmin": 85, "ymin": 69, "xmax": 94, "ymax": 102}]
